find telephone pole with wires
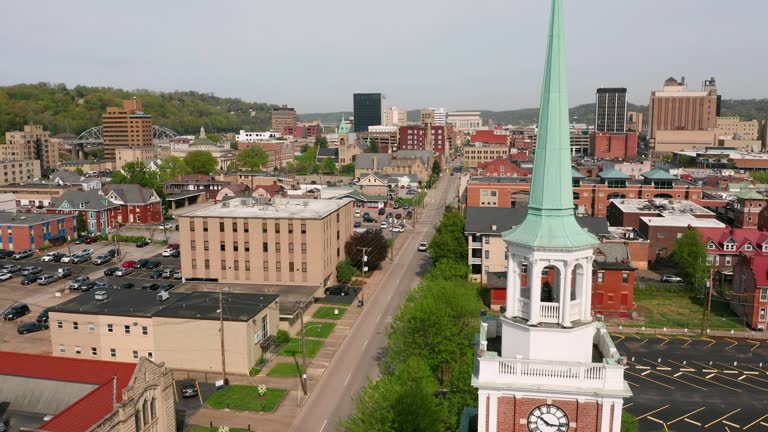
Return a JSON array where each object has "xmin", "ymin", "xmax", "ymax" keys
[
  {"xmin": 219, "ymin": 291, "xmax": 228, "ymax": 384},
  {"xmin": 356, "ymin": 247, "xmax": 371, "ymax": 307}
]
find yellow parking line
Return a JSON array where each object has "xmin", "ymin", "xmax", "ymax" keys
[
  {"xmin": 659, "ymin": 336, "xmax": 670, "ymax": 346},
  {"xmin": 639, "ymin": 339, "xmax": 649, "ymax": 345},
  {"xmin": 647, "ymin": 416, "xmax": 669, "ymax": 432},
  {"xmin": 637, "ymin": 405, "xmax": 670, "ymax": 419},
  {"xmin": 723, "ymin": 420, "xmax": 741, "ymax": 428},
  {"xmin": 760, "ymin": 422, "xmax": 768, "ymax": 427},
  {"xmin": 650, "ymin": 370, "xmax": 707, "ymax": 390},
  {"xmin": 716, "ymin": 362, "xmax": 748, "ymax": 373},
  {"xmin": 626, "ymin": 371, "xmax": 674, "ymax": 389},
  {"xmin": 685, "ymin": 418, "xmax": 702, "ymax": 426},
  {"xmin": 642, "ymin": 370, "xmax": 652, "ymax": 376},
  {"xmin": 682, "ymin": 372, "xmax": 742, "ymax": 392},
  {"xmin": 745, "ymin": 416, "xmax": 765, "ymax": 431},
  {"xmin": 668, "ymin": 407, "xmax": 705, "ymax": 425},
  {"xmin": 725, "ymin": 338, "xmax": 739, "ymax": 349},
  {"xmin": 747, "ymin": 340, "xmax": 761, "ymax": 352},
  {"xmin": 715, "ymin": 373, "xmax": 768, "ymax": 391},
  {"xmin": 624, "ymin": 403, "xmax": 634, "ymax": 409},
  {"xmin": 701, "ymin": 337, "xmax": 716, "ymax": 348},
  {"xmin": 613, "ymin": 335, "xmax": 625, "ymax": 344},
  {"xmin": 705, "ymin": 409, "xmax": 741, "ymax": 428}
]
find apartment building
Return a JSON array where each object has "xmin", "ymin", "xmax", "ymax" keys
[
  {"xmin": 179, "ymin": 197, "xmax": 354, "ymax": 286},
  {"xmin": 420, "ymin": 107, "xmax": 447, "ymax": 125},
  {"xmin": 589, "ymin": 132, "xmax": 638, "ymax": 160},
  {"xmin": 49, "ymin": 289, "xmax": 279, "ymax": 376},
  {"xmin": 716, "ymin": 116, "xmax": 760, "ymax": 140},
  {"xmin": 115, "ymin": 146, "xmax": 170, "ymax": 171},
  {"xmin": 0, "ymin": 159, "xmax": 41, "ymax": 185},
  {"xmin": 648, "ymin": 77, "xmax": 719, "ymax": 153},
  {"xmin": 3, "ymin": 124, "xmax": 59, "ymax": 173},
  {"xmin": 383, "ymin": 106, "xmax": 407, "ymax": 126},
  {"xmin": 102, "ymin": 99, "xmax": 153, "ymax": 160},
  {"xmin": 0, "ymin": 213, "xmax": 77, "ymax": 250},
  {"xmin": 271, "ymin": 105, "xmax": 297, "ymax": 132},
  {"xmin": 463, "ymin": 143, "xmax": 510, "ymax": 168},
  {"xmin": 626, "ymin": 111, "xmax": 644, "ymax": 132}
]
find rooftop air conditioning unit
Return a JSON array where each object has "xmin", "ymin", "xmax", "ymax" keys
[{"xmin": 95, "ymin": 291, "xmax": 108, "ymax": 301}]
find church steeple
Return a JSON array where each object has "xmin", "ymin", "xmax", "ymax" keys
[{"xmin": 502, "ymin": 0, "xmax": 596, "ymax": 249}]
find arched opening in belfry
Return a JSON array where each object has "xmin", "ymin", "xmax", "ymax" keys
[
  {"xmin": 519, "ymin": 262, "xmax": 530, "ymax": 300},
  {"xmin": 541, "ymin": 265, "xmax": 561, "ymax": 303},
  {"xmin": 572, "ymin": 263, "xmax": 585, "ymax": 302}
]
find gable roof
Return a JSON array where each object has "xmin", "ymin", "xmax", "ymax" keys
[
  {"xmin": 594, "ymin": 243, "xmax": 635, "ymax": 270},
  {"xmin": 697, "ymin": 227, "xmax": 768, "ymax": 255},
  {"xmin": 355, "ymin": 153, "xmax": 392, "ymax": 170},
  {"xmin": 317, "ymin": 148, "xmax": 339, "ymax": 158},
  {"xmin": 642, "ymin": 168, "xmax": 677, "ymax": 180},
  {"xmin": 598, "ymin": 168, "xmax": 630, "ymax": 179},
  {"xmin": 101, "ymin": 184, "xmax": 160, "ymax": 204},
  {"xmin": 51, "ymin": 189, "xmax": 118, "ymax": 211},
  {"xmin": 735, "ymin": 190, "xmax": 765, "ymax": 200},
  {"xmin": 0, "ymin": 351, "xmax": 137, "ymax": 432},
  {"xmin": 396, "ymin": 150, "xmax": 432, "ymax": 166},
  {"xmin": 49, "ymin": 170, "xmax": 83, "ymax": 184}
]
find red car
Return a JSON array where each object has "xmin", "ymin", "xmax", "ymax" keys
[
  {"xmin": 83, "ymin": 236, "xmax": 98, "ymax": 244},
  {"xmin": 121, "ymin": 260, "xmax": 137, "ymax": 268}
]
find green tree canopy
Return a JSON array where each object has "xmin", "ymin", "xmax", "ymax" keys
[
  {"xmin": 345, "ymin": 231, "xmax": 388, "ymax": 270},
  {"xmin": 158, "ymin": 156, "xmax": 189, "ymax": 181},
  {"xmin": 672, "ymin": 229, "xmax": 709, "ymax": 290},
  {"xmin": 432, "ymin": 160, "xmax": 441, "ymax": 177},
  {"xmin": 183, "ymin": 151, "xmax": 218, "ymax": 175},
  {"xmin": 315, "ymin": 135, "xmax": 328, "ymax": 148},
  {"xmin": 365, "ymin": 139, "xmax": 380, "ymax": 153},
  {"xmin": 340, "ymin": 163, "xmax": 355, "ymax": 176},
  {"xmin": 427, "ymin": 208, "xmax": 467, "ymax": 264},
  {"xmin": 321, "ymin": 157, "xmax": 337, "ymax": 174},
  {"xmin": 236, "ymin": 146, "xmax": 270, "ymax": 172},
  {"xmin": 296, "ymin": 146, "xmax": 319, "ymax": 174},
  {"xmin": 111, "ymin": 161, "xmax": 163, "ymax": 198},
  {"xmin": 336, "ymin": 259, "xmax": 357, "ymax": 284},
  {"xmin": 76, "ymin": 213, "xmax": 87, "ymax": 235}
]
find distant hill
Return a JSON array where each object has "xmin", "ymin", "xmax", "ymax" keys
[
  {"xmin": 300, "ymin": 99, "xmax": 768, "ymax": 127},
  {"xmin": 0, "ymin": 83, "xmax": 278, "ymax": 138}
]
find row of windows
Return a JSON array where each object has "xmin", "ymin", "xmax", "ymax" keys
[
  {"xmin": 57, "ymin": 344, "xmax": 153, "ymax": 360},
  {"xmin": 191, "ymin": 259, "xmax": 308, "ymax": 272},
  {"xmin": 191, "ymin": 240, "xmax": 308, "ymax": 253},
  {"xmin": 191, "ymin": 220, "xmax": 308, "ymax": 234},
  {"xmin": 56, "ymin": 320, "xmax": 149, "ymax": 335}
]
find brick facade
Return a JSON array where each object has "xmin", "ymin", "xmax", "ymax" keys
[
  {"xmin": 0, "ymin": 214, "xmax": 76, "ymax": 251},
  {"xmin": 492, "ymin": 395, "xmax": 602, "ymax": 432},
  {"xmin": 589, "ymin": 132, "xmax": 638, "ymax": 160}
]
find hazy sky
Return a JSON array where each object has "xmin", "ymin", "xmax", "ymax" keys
[{"xmin": 2, "ymin": 0, "xmax": 766, "ymax": 113}]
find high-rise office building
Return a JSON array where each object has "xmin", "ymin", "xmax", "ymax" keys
[
  {"xmin": 648, "ymin": 77, "xmax": 719, "ymax": 152},
  {"xmin": 101, "ymin": 99, "xmax": 153, "ymax": 160},
  {"xmin": 420, "ymin": 107, "xmax": 447, "ymax": 126},
  {"xmin": 271, "ymin": 105, "xmax": 297, "ymax": 132},
  {"xmin": 352, "ymin": 93, "xmax": 382, "ymax": 133},
  {"xmin": 3, "ymin": 124, "xmax": 59, "ymax": 173},
  {"xmin": 595, "ymin": 88, "xmax": 627, "ymax": 133},
  {"xmin": 383, "ymin": 106, "xmax": 407, "ymax": 126}
]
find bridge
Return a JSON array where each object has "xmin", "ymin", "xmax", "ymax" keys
[{"xmin": 74, "ymin": 125, "xmax": 180, "ymax": 145}]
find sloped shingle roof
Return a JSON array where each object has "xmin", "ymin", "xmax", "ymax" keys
[{"xmin": 102, "ymin": 184, "xmax": 160, "ymax": 204}]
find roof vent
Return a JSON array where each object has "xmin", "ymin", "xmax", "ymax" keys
[
  {"xmin": 491, "ymin": 224, "xmax": 497, "ymax": 231},
  {"xmin": 157, "ymin": 291, "xmax": 170, "ymax": 302},
  {"xmin": 95, "ymin": 291, "xmax": 108, "ymax": 301}
]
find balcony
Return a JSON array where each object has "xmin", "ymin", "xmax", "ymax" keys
[
  {"xmin": 471, "ymin": 242, "xmax": 482, "ymax": 249},
  {"xmin": 516, "ymin": 298, "xmax": 568, "ymax": 324},
  {"xmin": 470, "ymin": 258, "xmax": 482, "ymax": 265}
]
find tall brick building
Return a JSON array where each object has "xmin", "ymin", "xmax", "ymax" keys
[
  {"xmin": 271, "ymin": 105, "xmax": 297, "ymax": 132},
  {"xmin": 102, "ymin": 99, "xmax": 153, "ymax": 160}
]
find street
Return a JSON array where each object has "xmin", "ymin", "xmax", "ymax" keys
[{"xmin": 290, "ymin": 173, "xmax": 458, "ymax": 432}]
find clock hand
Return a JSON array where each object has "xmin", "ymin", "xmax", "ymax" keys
[{"xmin": 541, "ymin": 418, "xmax": 557, "ymax": 427}]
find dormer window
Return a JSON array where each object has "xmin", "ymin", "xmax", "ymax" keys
[
  {"xmin": 707, "ymin": 242, "xmax": 716, "ymax": 250},
  {"xmin": 745, "ymin": 244, "xmax": 753, "ymax": 251},
  {"xmin": 763, "ymin": 244, "xmax": 768, "ymax": 252},
  {"xmin": 79, "ymin": 203, "xmax": 84, "ymax": 209},
  {"xmin": 724, "ymin": 243, "xmax": 736, "ymax": 251}
]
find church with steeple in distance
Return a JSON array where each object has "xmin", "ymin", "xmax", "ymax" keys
[{"xmin": 469, "ymin": 1, "xmax": 631, "ymax": 431}]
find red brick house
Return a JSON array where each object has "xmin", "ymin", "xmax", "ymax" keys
[
  {"xmin": 215, "ymin": 183, "xmax": 252, "ymax": 203},
  {"xmin": 475, "ymin": 159, "xmax": 530, "ymax": 177},
  {"xmin": 592, "ymin": 243, "xmax": 636, "ymax": 318},
  {"xmin": 0, "ymin": 213, "xmax": 77, "ymax": 250},
  {"xmin": 727, "ymin": 190, "xmax": 766, "ymax": 229},
  {"xmin": 164, "ymin": 175, "xmax": 230, "ymax": 200},
  {"xmin": 101, "ymin": 184, "xmax": 163, "ymax": 225},
  {"xmin": 732, "ymin": 255, "xmax": 768, "ymax": 331}
]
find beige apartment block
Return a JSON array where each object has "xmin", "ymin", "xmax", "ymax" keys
[
  {"xmin": 463, "ymin": 144, "xmax": 510, "ymax": 168},
  {"xmin": 3, "ymin": 124, "xmax": 60, "ymax": 172},
  {"xmin": 48, "ymin": 290, "xmax": 280, "ymax": 376},
  {"xmin": 652, "ymin": 130, "xmax": 717, "ymax": 153},
  {"xmin": 0, "ymin": 159, "xmax": 41, "ymax": 185},
  {"xmin": 271, "ymin": 105, "xmax": 297, "ymax": 132},
  {"xmin": 179, "ymin": 197, "xmax": 354, "ymax": 286},
  {"xmin": 716, "ymin": 116, "xmax": 760, "ymax": 140},
  {"xmin": 648, "ymin": 76, "xmax": 718, "ymax": 146},
  {"xmin": 115, "ymin": 146, "xmax": 171, "ymax": 171}
]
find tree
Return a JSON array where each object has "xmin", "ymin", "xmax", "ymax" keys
[
  {"xmin": 432, "ymin": 160, "xmax": 441, "ymax": 177},
  {"xmin": 236, "ymin": 146, "xmax": 270, "ymax": 172},
  {"xmin": 88, "ymin": 148, "xmax": 105, "ymax": 160},
  {"xmin": 365, "ymin": 139, "xmax": 380, "ymax": 154},
  {"xmin": 229, "ymin": 141, "xmax": 239, "ymax": 151},
  {"xmin": 75, "ymin": 167, "xmax": 85, "ymax": 176},
  {"xmin": 321, "ymin": 158, "xmax": 337, "ymax": 174},
  {"xmin": 336, "ymin": 259, "xmax": 357, "ymax": 284},
  {"xmin": 621, "ymin": 412, "xmax": 639, "ymax": 432},
  {"xmin": 184, "ymin": 151, "xmax": 218, "ymax": 175},
  {"xmin": 157, "ymin": 156, "xmax": 189, "ymax": 182},
  {"xmin": 75, "ymin": 213, "xmax": 87, "ymax": 235},
  {"xmin": 300, "ymin": 143, "xmax": 310, "ymax": 154},
  {"xmin": 207, "ymin": 133, "xmax": 222, "ymax": 143},
  {"xmin": 340, "ymin": 163, "xmax": 355, "ymax": 176},
  {"xmin": 296, "ymin": 146, "xmax": 319, "ymax": 175},
  {"xmin": 427, "ymin": 208, "xmax": 467, "ymax": 264},
  {"xmin": 342, "ymin": 358, "xmax": 443, "ymax": 432},
  {"xmin": 672, "ymin": 229, "xmax": 709, "ymax": 290},
  {"xmin": 751, "ymin": 171, "xmax": 768, "ymax": 184},
  {"xmin": 345, "ymin": 231, "xmax": 388, "ymax": 269},
  {"xmin": 315, "ymin": 135, "xmax": 328, "ymax": 149}
]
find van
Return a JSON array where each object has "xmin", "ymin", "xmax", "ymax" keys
[
  {"xmin": 57, "ymin": 267, "xmax": 72, "ymax": 278},
  {"xmin": 37, "ymin": 274, "xmax": 59, "ymax": 285}
]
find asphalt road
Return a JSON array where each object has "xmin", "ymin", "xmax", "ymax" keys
[{"xmin": 290, "ymin": 173, "xmax": 457, "ymax": 432}]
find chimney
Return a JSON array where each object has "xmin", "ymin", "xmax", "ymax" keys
[{"xmin": 372, "ymin": 156, "xmax": 378, "ymax": 172}]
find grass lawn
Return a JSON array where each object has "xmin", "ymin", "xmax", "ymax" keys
[
  {"xmin": 300, "ymin": 322, "xmax": 336, "ymax": 339},
  {"xmin": 189, "ymin": 426, "xmax": 252, "ymax": 432},
  {"xmin": 267, "ymin": 362, "xmax": 306, "ymax": 377},
  {"xmin": 248, "ymin": 367, "xmax": 261, "ymax": 376},
  {"xmin": 313, "ymin": 306, "xmax": 346, "ymax": 320},
  {"xmin": 278, "ymin": 338, "xmax": 324, "ymax": 358},
  {"xmin": 206, "ymin": 385, "xmax": 287, "ymax": 412},
  {"xmin": 633, "ymin": 288, "xmax": 745, "ymax": 331}
]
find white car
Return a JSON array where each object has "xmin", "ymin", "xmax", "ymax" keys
[
  {"xmin": 114, "ymin": 267, "xmax": 134, "ymax": 277},
  {"xmin": 0, "ymin": 273, "xmax": 12, "ymax": 281},
  {"xmin": 418, "ymin": 242, "xmax": 428, "ymax": 252},
  {"xmin": 158, "ymin": 223, "xmax": 174, "ymax": 229},
  {"xmin": 380, "ymin": 221, "xmax": 388, "ymax": 229},
  {"xmin": 391, "ymin": 225, "xmax": 405, "ymax": 233},
  {"xmin": 40, "ymin": 252, "xmax": 59, "ymax": 262},
  {"xmin": 354, "ymin": 210, "xmax": 361, "ymax": 218},
  {"xmin": 59, "ymin": 255, "xmax": 73, "ymax": 263}
]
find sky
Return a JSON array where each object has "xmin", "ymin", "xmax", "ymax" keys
[{"xmin": 2, "ymin": 0, "xmax": 766, "ymax": 113}]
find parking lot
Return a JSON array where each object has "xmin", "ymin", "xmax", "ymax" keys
[
  {"xmin": 616, "ymin": 334, "xmax": 768, "ymax": 432},
  {"xmin": 0, "ymin": 240, "xmax": 178, "ymax": 354}
]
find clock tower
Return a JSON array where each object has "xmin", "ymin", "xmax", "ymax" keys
[{"xmin": 471, "ymin": 1, "xmax": 631, "ymax": 431}]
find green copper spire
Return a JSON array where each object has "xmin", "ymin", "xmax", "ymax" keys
[
  {"xmin": 503, "ymin": 0, "xmax": 597, "ymax": 249},
  {"xmin": 338, "ymin": 116, "xmax": 350, "ymax": 134}
]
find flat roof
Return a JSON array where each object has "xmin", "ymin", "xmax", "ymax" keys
[
  {"xmin": 50, "ymin": 290, "xmax": 279, "ymax": 322},
  {"xmin": 641, "ymin": 215, "xmax": 725, "ymax": 228},
  {"xmin": 182, "ymin": 197, "xmax": 353, "ymax": 220},
  {"xmin": 609, "ymin": 198, "xmax": 713, "ymax": 216},
  {"xmin": 0, "ymin": 213, "xmax": 74, "ymax": 226}
]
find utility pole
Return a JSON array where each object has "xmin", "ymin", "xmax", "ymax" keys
[
  {"xmin": 702, "ymin": 265, "xmax": 715, "ymax": 335},
  {"xmin": 298, "ymin": 296, "xmax": 312, "ymax": 396},
  {"xmin": 219, "ymin": 291, "xmax": 228, "ymax": 384},
  {"xmin": 356, "ymin": 247, "xmax": 370, "ymax": 306}
]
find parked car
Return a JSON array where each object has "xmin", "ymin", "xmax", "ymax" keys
[
  {"xmin": 73, "ymin": 236, "xmax": 87, "ymax": 244},
  {"xmin": 83, "ymin": 236, "xmax": 97, "ymax": 244},
  {"xmin": 121, "ymin": 260, "xmax": 137, "ymax": 269},
  {"xmin": 68, "ymin": 276, "xmax": 90, "ymax": 290},
  {"xmin": 158, "ymin": 222, "xmax": 174, "ymax": 229},
  {"xmin": 80, "ymin": 281, "xmax": 97, "ymax": 292},
  {"xmin": 93, "ymin": 281, "xmax": 107, "ymax": 290},
  {"xmin": 324, "ymin": 285, "xmax": 350, "ymax": 296},
  {"xmin": 59, "ymin": 255, "xmax": 73, "ymax": 263},
  {"xmin": 1, "ymin": 264, "xmax": 21, "ymax": 274},
  {"xmin": 378, "ymin": 207, "xmax": 386, "ymax": 216},
  {"xmin": 36, "ymin": 308, "xmax": 49, "ymax": 323},
  {"xmin": 354, "ymin": 210, "xmax": 361, "ymax": 218},
  {"xmin": 105, "ymin": 248, "xmax": 118, "ymax": 258},
  {"xmin": 363, "ymin": 216, "xmax": 376, "ymax": 223},
  {"xmin": 162, "ymin": 268, "xmax": 173, "ymax": 278},
  {"xmin": 661, "ymin": 275, "xmax": 684, "ymax": 283},
  {"xmin": 93, "ymin": 254, "xmax": 112, "ymax": 265},
  {"xmin": 37, "ymin": 274, "xmax": 59, "ymax": 285},
  {"xmin": 114, "ymin": 267, "xmax": 134, "ymax": 277},
  {"xmin": 71, "ymin": 253, "xmax": 91, "ymax": 264},
  {"xmin": 57, "ymin": 267, "xmax": 72, "ymax": 278},
  {"xmin": 21, "ymin": 274, "xmax": 39, "ymax": 285},
  {"xmin": 103, "ymin": 266, "xmax": 119, "ymax": 276},
  {"xmin": 180, "ymin": 381, "xmax": 198, "ymax": 398},
  {"xmin": 145, "ymin": 260, "xmax": 161, "ymax": 269},
  {"xmin": 162, "ymin": 244, "xmax": 180, "ymax": 257},
  {"xmin": 173, "ymin": 269, "xmax": 181, "ymax": 279},
  {"xmin": 2, "ymin": 303, "xmax": 31, "ymax": 321},
  {"xmin": 17, "ymin": 321, "xmax": 48, "ymax": 334},
  {"xmin": 12, "ymin": 249, "xmax": 34, "ymax": 260},
  {"xmin": 380, "ymin": 221, "xmax": 389, "ymax": 229},
  {"xmin": 406, "ymin": 189, "xmax": 418, "ymax": 195},
  {"xmin": 136, "ymin": 239, "xmax": 150, "ymax": 248},
  {"xmin": 134, "ymin": 259, "xmax": 150, "ymax": 269},
  {"xmin": 158, "ymin": 283, "xmax": 175, "ymax": 292},
  {"xmin": 0, "ymin": 250, "xmax": 14, "ymax": 259},
  {"xmin": 149, "ymin": 269, "xmax": 163, "ymax": 279},
  {"xmin": 391, "ymin": 225, "xmax": 405, "ymax": 233},
  {"xmin": 0, "ymin": 273, "xmax": 12, "ymax": 281},
  {"xmin": 170, "ymin": 249, "xmax": 180, "ymax": 258},
  {"xmin": 353, "ymin": 221, "xmax": 362, "ymax": 228},
  {"xmin": 41, "ymin": 252, "xmax": 66, "ymax": 262},
  {"xmin": 418, "ymin": 242, "xmax": 428, "ymax": 252},
  {"xmin": 142, "ymin": 283, "xmax": 160, "ymax": 291},
  {"xmin": 393, "ymin": 202, "xmax": 402, "ymax": 209},
  {"xmin": 21, "ymin": 266, "xmax": 42, "ymax": 276},
  {"xmin": 405, "ymin": 210, "xmax": 414, "ymax": 219},
  {"xmin": 117, "ymin": 282, "xmax": 135, "ymax": 289}
]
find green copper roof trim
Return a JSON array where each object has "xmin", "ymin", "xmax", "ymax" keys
[
  {"xmin": 641, "ymin": 168, "xmax": 677, "ymax": 180},
  {"xmin": 735, "ymin": 190, "xmax": 764, "ymax": 200},
  {"xmin": 503, "ymin": 0, "xmax": 597, "ymax": 249},
  {"xmin": 338, "ymin": 116, "xmax": 350, "ymax": 134},
  {"xmin": 598, "ymin": 168, "xmax": 630, "ymax": 179},
  {"xmin": 571, "ymin": 168, "xmax": 585, "ymax": 178}
]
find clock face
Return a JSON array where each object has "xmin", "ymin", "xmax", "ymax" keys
[{"xmin": 527, "ymin": 404, "xmax": 569, "ymax": 432}]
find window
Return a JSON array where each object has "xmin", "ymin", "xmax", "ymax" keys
[
  {"xmin": 190, "ymin": 221, "xmax": 195, "ymax": 232},
  {"xmin": 142, "ymin": 326, "xmax": 148, "ymax": 335},
  {"xmin": 484, "ymin": 236, "xmax": 489, "ymax": 245},
  {"xmin": 205, "ymin": 259, "xmax": 210, "ymax": 269},
  {"xmin": 124, "ymin": 325, "xmax": 131, "ymax": 334},
  {"xmin": 263, "ymin": 242, "xmax": 268, "ymax": 252},
  {"xmin": 622, "ymin": 272, "xmax": 629, "ymax": 284},
  {"xmin": 57, "ymin": 320, "xmax": 63, "ymax": 329},
  {"xmin": 244, "ymin": 222, "xmax": 249, "ymax": 233},
  {"xmin": 657, "ymin": 232, "xmax": 665, "ymax": 239},
  {"xmin": 220, "ymin": 241, "xmax": 226, "ymax": 251},
  {"xmin": 484, "ymin": 250, "xmax": 489, "ymax": 259},
  {"xmin": 75, "ymin": 346, "xmax": 82, "ymax": 355},
  {"xmin": 288, "ymin": 223, "xmax": 294, "ymax": 234},
  {"xmin": 110, "ymin": 348, "xmax": 117, "ymax": 358},
  {"xmin": 289, "ymin": 262, "xmax": 295, "ymax": 272},
  {"xmin": 147, "ymin": 352, "xmax": 153, "ymax": 360},
  {"xmin": 234, "ymin": 242, "xmax": 239, "ymax": 252},
  {"xmin": 192, "ymin": 259, "xmax": 197, "ymax": 269},
  {"xmin": 263, "ymin": 261, "xmax": 269, "ymax": 272},
  {"xmin": 276, "ymin": 262, "xmax": 282, "ymax": 271},
  {"xmin": 725, "ymin": 255, "xmax": 733, "ymax": 265},
  {"xmin": 219, "ymin": 222, "xmax": 225, "ymax": 232},
  {"xmin": 276, "ymin": 243, "xmax": 281, "ymax": 253},
  {"xmin": 132, "ymin": 350, "xmax": 139, "ymax": 360},
  {"xmin": 107, "ymin": 323, "xmax": 113, "ymax": 333},
  {"xmin": 724, "ymin": 243, "xmax": 736, "ymax": 251},
  {"xmin": 262, "ymin": 223, "xmax": 268, "ymax": 233},
  {"xmin": 301, "ymin": 224, "xmax": 307, "ymax": 234},
  {"xmin": 302, "ymin": 262, "xmax": 307, "ymax": 272},
  {"xmin": 761, "ymin": 288, "xmax": 768, "ymax": 302},
  {"xmin": 261, "ymin": 314, "xmax": 269, "ymax": 338},
  {"xmin": 58, "ymin": 344, "xmax": 65, "ymax": 353},
  {"xmin": 191, "ymin": 240, "xmax": 196, "ymax": 251},
  {"xmin": 676, "ymin": 232, "xmax": 683, "ymax": 239},
  {"xmin": 232, "ymin": 222, "xmax": 238, "ymax": 232},
  {"xmin": 597, "ymin": 272, "xmax": 605, "ymax": 283},
  {"xmin": 142, "ymin": 399, "xmax": 149, "ymax": 425},
  {"xmin": 289, "ymin": 243, "xmax": 294, "ymax": 252},
  {"xmin": 88, "ymin": 323, "xmax": 95, "ymax": 333},
  {"xmin": 203, "ymin": 240, "xmax": 209, "ymax": 251},
  {"xmin": 301, "ymin": 243, "xmax": 307, "ymax": 253},
  {"xmin": 275, "ymin": 223, "xmax": 281, "ymax": 234},
  {"xmin": 234, "ymin": 260, "xmax": 239, "ymax": 270},
  {"xmin": 745, "ymin": 244, "xmax": 754, "ymax": 251},
  {"xmin": 91, "ymin": 347, "xmax": 97, "ymax": 357},
  {"xmin": 245, "ymin": 242, "xmax": 250, "ymax": 252},
  {"xmin": 150, "ymin": 397, "xmax": 157, "ymax": 421},
  {"xmin": 73, "ymin": 321, "xmax": 79, "ymax": 331},
  {"xmin": 707, "ymin": 242, "xmax": 716, "ymax": 250},
  {"xmin": 221, "ymin": 260, "xmax": 227, "ymax": 270},
  {"xmin": 203, "ymin": 221, "xmax": 208, "ymax": 232},
  {"xmin": 245, "ymin": 261, "xmax": 251, "ymax": 271}
]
